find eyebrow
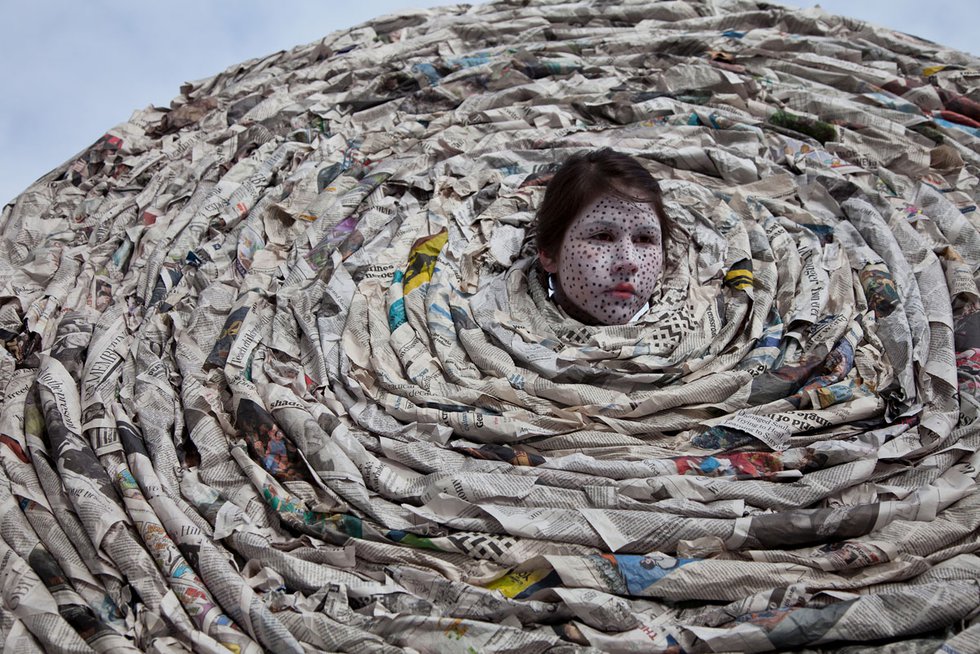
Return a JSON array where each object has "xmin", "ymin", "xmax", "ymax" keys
[
  {"xmin": 579, "ymin": 218, "xmax": 659, "ymax": 234},
  {"xmin": 579, "ymin": 219, "xmax": 622, "ymax": 230}
]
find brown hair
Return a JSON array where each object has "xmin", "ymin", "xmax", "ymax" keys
[{"xmin": 535, "ymin": 148, "xmax": 668, "ymax": 259}]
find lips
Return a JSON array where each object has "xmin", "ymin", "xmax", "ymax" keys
[{"xmin": 608, "ymin": 282, "xmax": 636, "ymax": 299}]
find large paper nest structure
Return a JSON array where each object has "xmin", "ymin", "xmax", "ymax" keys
[{"xmin": 1, "ymin": 1, "xmax": 979, "ymax": 652}]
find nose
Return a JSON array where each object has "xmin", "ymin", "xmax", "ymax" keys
[{"xmin": 611, "ymin": 239, "xmax": 639, "ymax": 275}]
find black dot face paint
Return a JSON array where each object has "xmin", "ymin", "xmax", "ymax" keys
[{"xmin": 552, "ymin": 194, "xmax": 663, "ymax": 325}]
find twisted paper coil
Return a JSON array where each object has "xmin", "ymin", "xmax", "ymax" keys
[{"xmin": 1, "ymin": 1, "xmax": 979, "ymax": 652}]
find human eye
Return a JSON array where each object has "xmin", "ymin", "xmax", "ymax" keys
[
  {"xmin": 633, "ymin": 233, "xmax": 658, "ymax": 245},
  {"xmin": 590, "ymin": 231, "xmax": 614, "ymax": 242}
]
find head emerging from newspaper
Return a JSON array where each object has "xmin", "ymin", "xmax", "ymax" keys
[{"xmin": 536, "ymin": 148, "xmax": 667, "ymax": 325}]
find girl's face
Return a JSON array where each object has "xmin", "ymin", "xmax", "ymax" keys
[{"xmin": 540, "ymin": 193, "xmax": 663, "ymax": 325}]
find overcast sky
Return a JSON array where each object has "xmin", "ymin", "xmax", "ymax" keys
[{"xmin": 0, "ymin": 0, "xmax": 974, "ymax": 206}]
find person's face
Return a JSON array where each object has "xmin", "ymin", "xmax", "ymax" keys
[{"xmin": 540, "ymin": 193, "xmax": 663, "ymax": 325}]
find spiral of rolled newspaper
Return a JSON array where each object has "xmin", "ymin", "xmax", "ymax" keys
[{"xmin": 1, "ymin": 1, "xmax": 979, "ymax": 652}]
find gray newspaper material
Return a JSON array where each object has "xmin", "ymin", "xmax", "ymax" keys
[{"xmin": 1, "ymin": 0, "xmax": 979, "ymax": 652}]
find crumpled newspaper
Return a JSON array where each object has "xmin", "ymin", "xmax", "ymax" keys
[{"xmin": 1, "ymin": 1, "xmax": 979, "ymax": 652}]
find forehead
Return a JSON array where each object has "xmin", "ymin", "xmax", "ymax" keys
[{"xmin": 571, "ymin": 194, "xmax": 661, "ymax": 229}]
